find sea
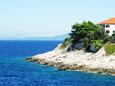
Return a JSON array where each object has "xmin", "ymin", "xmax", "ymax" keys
[{"xmin": 0, "ymin": 40, "xmax": 115, "ymax": 86}]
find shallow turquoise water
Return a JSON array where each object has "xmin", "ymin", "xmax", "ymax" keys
[{"xmin": 0, "ymin": 41, "xmax": 115, "ymax": 86}]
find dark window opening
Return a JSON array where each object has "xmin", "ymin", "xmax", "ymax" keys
[
  {"xmin": 106, "ymin": 24, "xmax": 110, "ymax": 28},
  {"xmin": 106, "ymin": 30, "xmax": 110, "ymax": 33}
]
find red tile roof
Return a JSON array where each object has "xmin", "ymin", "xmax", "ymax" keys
[{"xmin": 99, "ymin": 18, "xmax": 115, "ymax": 24}]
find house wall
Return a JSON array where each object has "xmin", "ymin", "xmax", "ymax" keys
[{"xmin": 103, "ymin": 24, "xmax": 115, "ymax": 36}]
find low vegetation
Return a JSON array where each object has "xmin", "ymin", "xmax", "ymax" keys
[
  {"xmin": 104, "ymin": 43, "xmax": 115, "ymax": 55},
  {"xmin": 110, "ymin": 34, "xmax": 115, "ymax": 43},
  {"xmin": 61, "ymin": 37, "xmax": 72, "ymax": 49}
]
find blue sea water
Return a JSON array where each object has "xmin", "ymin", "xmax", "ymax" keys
[{"xmin": 0, "ymin": 40, "xmax": 115, "ymax": 86}]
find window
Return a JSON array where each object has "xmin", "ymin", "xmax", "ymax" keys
[
  {"xmin": 106, "ymin": 30, "xmax": 110, "ymax": 33},
  {"xmin": 106, "ymin": 24, "xmax": 110, "ymax": 28}
]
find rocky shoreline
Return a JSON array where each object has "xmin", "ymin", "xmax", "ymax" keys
[
  {"xmin": 26, "ymin": 57, "xmax": 115, "ymax": 76},
  {"xmin": 26, "ymin": 44, "xmax": 115, "ymax": 76}
]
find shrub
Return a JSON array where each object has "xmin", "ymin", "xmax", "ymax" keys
[
  {"xmin": 91, "ymin": 40, "xmax": 103, "ymax": 51},
  {"xmin": 104, "ymin": 43, "xmax": 115, "ymax": 55},
  {"xmin": 61, "ymin": 37, "xmax": 72, "ymax": 49},
  {"xmin": 111, "ymin": 34, "xmax": 115, "ymax": 43}
]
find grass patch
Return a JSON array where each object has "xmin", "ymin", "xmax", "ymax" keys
[{"xmin": 104, "ymin": 43, "xmax": 115, "ymax": 55}]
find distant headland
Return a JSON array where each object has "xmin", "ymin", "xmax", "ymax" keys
[{"xmin": 0, "ymin": 34, "xmax": 68, "ymax": 41}]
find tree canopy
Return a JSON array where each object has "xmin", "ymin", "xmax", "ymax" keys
[{"xmin": 62, "ymin": 21, "xmax": 110, "ymax": 52}]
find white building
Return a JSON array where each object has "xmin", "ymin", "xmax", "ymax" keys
[{"xmin": 99, "ymin": 18, "xmax": 115, "ymax": 36}]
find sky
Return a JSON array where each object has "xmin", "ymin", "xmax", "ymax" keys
[{"xmin": 0, "ymin": 0, "xmax": 115, "ymax": 38}]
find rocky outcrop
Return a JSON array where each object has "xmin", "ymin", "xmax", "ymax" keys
[{"xmin": 26, "ymin": 44, "xmax": 115, "ymax": 76}]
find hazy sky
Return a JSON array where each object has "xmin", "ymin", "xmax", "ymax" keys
[{"xmin": 0, "ymin": 0, "xmax": 115, "ymax": 37}]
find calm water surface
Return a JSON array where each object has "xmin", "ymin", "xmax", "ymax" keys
[{"xmin": 0, "ymin": 40, "xmax": 115, "ymax": 86}]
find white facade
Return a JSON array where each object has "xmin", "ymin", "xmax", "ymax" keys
[{"xmin": 102, "ymin": 24, "xmax": 115, "ymax": 36}]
